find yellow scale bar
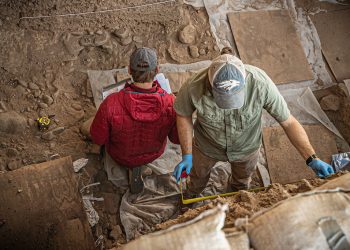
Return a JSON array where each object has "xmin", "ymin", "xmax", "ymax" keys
[{"xmin": 180, "ymin": 181, "xmax": 267, "ymax": 205}]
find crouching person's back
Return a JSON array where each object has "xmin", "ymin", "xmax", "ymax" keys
[{"xmin": 90, "ymin": 47, "xmax": 179, "ymax": 194}]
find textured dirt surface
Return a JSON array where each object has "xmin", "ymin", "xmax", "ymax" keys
[
  {"xmin": 0, "ymin": 1, "xmax": 218, "ymax": 249},
  {"xmin": 0, "ymin": 0, "xmax": 218, "ymax": 172},
  {"xmin": 156, "ymin": 172, "xmax": 346, "ymax": 231}
]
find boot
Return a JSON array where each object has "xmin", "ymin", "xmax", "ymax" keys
[{"xmin": 129, "ymin": 167, "xmax": 144, "ymax": 194}]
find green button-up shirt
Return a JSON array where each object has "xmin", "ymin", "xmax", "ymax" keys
[{"xmin": 174, "ymin": 65, "xmax": 290, "ymax": 161}]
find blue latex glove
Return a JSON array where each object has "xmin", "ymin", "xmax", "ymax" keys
[
  {"xmin": 173, "ymin": 154, "xmax": 193, "ymax": 182},
  {"xmin": 308, "ymin": 159, "xmax": 334, "ymax": 178}
]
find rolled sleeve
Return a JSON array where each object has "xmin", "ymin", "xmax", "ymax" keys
[
  {"xmin": 263, "ymin": 78, "xmax": 290, "ymax": 123},
  {"xmin": 174, "ymin": 81, "xmax": 196, "ymax": 117}
]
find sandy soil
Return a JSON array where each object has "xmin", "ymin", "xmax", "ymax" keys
[{"xmin": 156, "ymin": 172, "xmax": 345, "ymax": 231}]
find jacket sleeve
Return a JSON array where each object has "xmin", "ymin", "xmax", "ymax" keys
[
  {"xmin": 168, "ymin": 95, "xmax": 180, "ymax": 144},
  {"xmin": 90, "ymin": 99, "xmax": 110, "ymax": 145}
]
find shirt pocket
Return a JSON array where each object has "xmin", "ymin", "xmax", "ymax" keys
[{"xmin": 240, "ymin": 104, "xmax": 262, "ymax": 130}]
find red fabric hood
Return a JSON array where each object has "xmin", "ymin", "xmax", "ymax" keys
[{"xmin": 122, "ymin": 82, "xmax": 165, "ymax": 122}]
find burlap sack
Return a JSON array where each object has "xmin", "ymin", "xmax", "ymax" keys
[
  {"xmin": 122, "ymin": 204, "xmax": 231, "ymax": 250},
  {"xmin": 242, "ymin": 189, "xmax": 350, "ymax": 250}
]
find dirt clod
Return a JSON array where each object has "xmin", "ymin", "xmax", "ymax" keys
[
  {"xmin": 178, "ymin": 24, "xmax": 196, "ymax": 44},
  {"xmin": 320, "ymin": 94, "xmax": 340, "ymax": 111},
  {"xmin": 0, "ymin": 111, "xmax": 26, "ymax": 134},
  {"xmin": 189, "ymin": 45, "xmax": 199, "ymax": 58}
]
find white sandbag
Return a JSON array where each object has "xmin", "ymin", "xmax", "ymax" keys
[
  {"xmin": 122, "ymin": 204, "xmax": 230, "ymax": 250},
  {"xmin": 241, "ymin": 189, "xmax": 350, "ymax": 250},
  {"xmin": 225, "ymin": 231, "xmax": 250, "ymax": 250},
  {"xmin": 316, "ymin": 173, "xmax": 350, "ymax": 190}
]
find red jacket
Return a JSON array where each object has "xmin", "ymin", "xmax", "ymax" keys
[{"xmin": 90, "ymin": 81, "xmax": 179, "ymax": 168}]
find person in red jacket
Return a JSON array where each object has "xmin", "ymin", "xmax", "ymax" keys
[{"xmin": 90, "ymin": 47, "xmax": 179, "ymax": 194}]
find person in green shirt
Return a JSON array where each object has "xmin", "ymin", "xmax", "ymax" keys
[{"xmin": 173, "ymin": 48, "xmax": 334, "ymax": 195}]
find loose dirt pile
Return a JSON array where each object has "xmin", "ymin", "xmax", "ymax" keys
[{"xmin": 156, "ymin": 172, "xmax": 345, "ymax": 231}]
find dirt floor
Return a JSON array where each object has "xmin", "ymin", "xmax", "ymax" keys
[
  {"xmin": 1, "ymin": 0, "xmax": 350, "ymax": 249},
  {"xmin": 0, "ymin": 0, "xmax": 218, "ymax": 173}
]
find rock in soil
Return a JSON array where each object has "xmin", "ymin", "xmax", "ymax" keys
[
  {"xmin": 28, "ymin": 82, "xmax": 39, "ymax": 90},
  {"xmin": 189, "ymin": 45, "xmax": 199, "ymax": 58},
  {"xmin": 51, "ymin": 127, "xmax": 65, "ymax": 135},
  {"xmin": 38, "ymin": 103, "xmax": 48, "ymax": 109},
  {"xmin": 42, "ymin": 95, "xmax": 54, "ymax": 105},
  {"xmin": 0, "ymin": 158, "xmax": 7, "ymax": 171},
  {"xmin": 0, "ymin": 111, "xmax": 27, "ymax": 134},
  {"xmin": 178, "ymin": 24, "xmax": 196, "ymax": 44},
  {"xmin": 71, "ymin": 103, "xmax": 82, "ymax": 111},
  {"xmin": 6, "ymin": 148, "xmax": 18, "ymax": 158},
  {"xmin": 199, "ymin": 48, "xmax": 206, "ymax": 55},
  {"xmin": 120, "ymin": 36, "xmax": 132, "ymax": 46},
  {"xmin": 7, "ymin": 159, "xmax": 21, "ymax": 171},
  {"xmin": 320, "ymin": 94, "xmax": 340, "ymax": 111},
  {"xmin": 41, "ymin": 131, "xmax": 55, "ymax": 141},
  {"xmin": 113, "ymin": 28, "xmax": 130, "ymax": 39}
]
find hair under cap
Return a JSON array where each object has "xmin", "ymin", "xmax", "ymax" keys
[{"xmin": 130, "ymin": 47, "xmax": 157, "ymax": 71}]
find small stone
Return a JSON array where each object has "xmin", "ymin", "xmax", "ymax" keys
[
  {"xmin": 96, "ymin": 30, "xmax": 103, "ymax": 35},
  {"xmin": 120, "ymin": 36, "xmax": 132, "ymax": 46},
  {"xmin": 178, "ymin": 24, "xmax": 196, "ymax": 44},
  {"xmin": 33, "ymin": 90, "xmax": 41, "ymax": 98},
  {"xmin": 320, "ymin": 94, "xmax": 340, "ymax": 111},
  {"xmin": 113, "ymin": 28, "xmax": 129, "ymax": 39},
  {"xmin": 71, "ymin": 103, "xmax": 82, "ymax": 111},
  {"xmin": 6, "ymin": 148, "xmax": 18, "ymax": 157},
  {"xmin": 38, "ymin": 103, "xmax": 48, "ymax": 109},
  {"xmin": 7, "ymin": 160, "xmax": 20, "ymax": 171},
  {"xmin": 18, "ymin": 80, "xmax": 28, "ymax": 88},
  {"xmin": 51, "ymin": 126, "xmax": 65, "ymax": 135},
  {"xmin": 214, "ymin": 45, "xmax": 220, "ymax": 51},
  {"xmin": 189, "ymin": 45, "xmax": 199, "ymax": 58},
  {"xmin": 42, "ymin": 95, "xmax": 54, "ymax": 105},
  {"xmin": 0, "ymin": 101, "xmax": 7, "ymax": 112},
  {"xmin": 0, "ymin": 160, "xmax": 6, "ymax": 171},
  {"xmin": 94, "ymin": 31, "xmax": 109, "ymax": 46},
  {"xmin": 108, "ymin": 225, "xmax": 122, "ymax": 241},
  {"xmin": 28, "ymin": 82, "xmax": 39, "ymax": 90},
  {"xmin": 41, "ymin": 131, "xmax": 55, "ymax": 141},
  {"xmin": 206, "ymin": 30, "xmax": 211, "ymax": 37},
  {"xmin": 133, "ymin": 36, "xmax": 142, "ymax": 43},
  {"xmin": 0, "ymin": 111, "xmax": 26, "ymax": 134},
  {"xmin": 199, "ymin": 48, "xmax": 206, "ymax": 55}
]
